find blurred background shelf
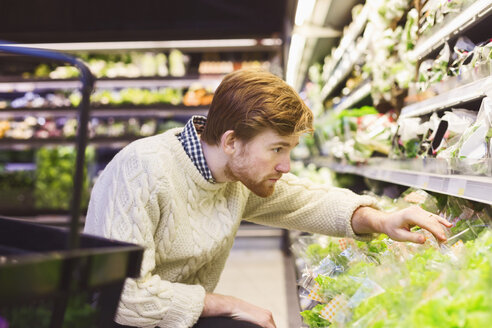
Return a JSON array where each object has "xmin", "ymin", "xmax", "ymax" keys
[
  {"xmin": 334, "ymin": 79, "xmax": 371, "ymax": 111},
  {"xmin": 0, "ymin": 75, "xmax": 225, "ymax": 92},
  {"xmin": 0, "ymin": 105, "xmax": 209, "ymax": 118},
  {"xmin": 0, "ymin": 136, "xmax": 146, "ymax": 149}
]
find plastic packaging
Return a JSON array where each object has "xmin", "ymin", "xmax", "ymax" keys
[{"xmin": 294, "ymin": 188, "xmax": 492, "ymax": 328}]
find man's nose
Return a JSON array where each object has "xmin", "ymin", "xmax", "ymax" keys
[{"xmin": 275, "ymin": 156, "xmax": 290, "ymax": 173}]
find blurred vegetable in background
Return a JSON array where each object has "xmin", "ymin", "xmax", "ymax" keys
[{"xmin": 34, "ymin": 146, "xmax": 95, "ymax": 210}]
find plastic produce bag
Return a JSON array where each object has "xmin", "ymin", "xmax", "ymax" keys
[
  {"xmin": 392, "ymin": 117, "xmax": 430, "ymax": 158},
  {"xmin": 450, "ymin": 97, "xmax": 492, "ymax": 175},
  {"xmin": 449, "ymin": 36, "xmax": 476, "ymax": 77},
  {"xmin": 416, "ymin": 59, "xmax": 434, "ymax": 93},
  {"xmin": 431, "ymin": 43, "xmax": 451, "ymax": 85},
  {"xmin": 297, "ymin": 189, "xmax": 492, "ymax": 328},
  {"xmin": 169, "ymin": 49, "xmax": 187, "ymax": 77},
  {"xmin": 436, "ymin": 108, "xmax": 477, "ymax": 159}
]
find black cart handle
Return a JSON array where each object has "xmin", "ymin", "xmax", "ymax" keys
[{"xmin": 0, "ymin": 41, "xmax": 94, "ymax": 250}]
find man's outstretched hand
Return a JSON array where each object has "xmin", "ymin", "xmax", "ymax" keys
[{"xmin": 352, "ymin": 205, "xmax": 452, "ymax": 243}]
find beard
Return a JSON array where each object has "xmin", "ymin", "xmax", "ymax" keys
[{"xmin": 224, "ymin": 152, "xmax": 279, "ymax": 198}]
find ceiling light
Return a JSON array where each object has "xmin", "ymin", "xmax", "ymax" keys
[
  {"xmin": 295, "ymin": 0, "xmax": 317, "ymax": 26},
  {"xmin": 286, "ymin": 34, "xmax": 306, "ymax": 87},
  {"xmin": 1, "ymin": 39, "xmax": 282, "ymax": 51}
]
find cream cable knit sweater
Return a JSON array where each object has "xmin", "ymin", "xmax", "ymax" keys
[{"xmin": 84, "ymin": 128, "xmax": 376, "ymax": 328}]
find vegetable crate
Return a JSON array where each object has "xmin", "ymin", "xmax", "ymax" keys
[{"xmin": 0, "ymin": 44, "xmax": 144, "ymax": 327}]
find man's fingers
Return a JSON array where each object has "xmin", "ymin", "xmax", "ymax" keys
[
  {"xmin": 407, "ymin": 210, "xmax": 448, "ymax": 242},
  {"xmin": 436, "ymin": 215, "xmax": 453, "ymax": 228},
  {"xmin": 392, "ymin": 229, "xmax": 425, "ymax": 244}
]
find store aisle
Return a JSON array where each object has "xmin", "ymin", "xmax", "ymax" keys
[{"xmin": 214, "ymin": 226, "xmax": 302, "ymax": 328}]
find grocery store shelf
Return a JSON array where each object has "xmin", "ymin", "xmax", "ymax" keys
[
  {"xmin": 334, "ymin": 80, "xmax": 371, "ymax": 111},
  {"xmin": 0, "ymin": 105, "xmax": 208, "ymax": 118},
  {"xmin": 410, "ymin": 0, "xmax": 492, "ymax": 60},
  {"xmin": 312, "ymin": 156, "xmax": 492, "ymax": 205},
  {"xmin": 331, "ymin": 5, "xmax": 369, "ymax": 63},
  {"xmin": 0, "ymin": 75, "xmax": 224, "ymax": 92},
  {"xmin": 320, "ymin": 38, "xmax": 368, "ymax": 101},
  {"xmin": 0, "ymin": 136, "xmax": 144, "ymax": 149},
  {"xmin": 400, "ymin": 76, "xmax": 492, "ymax": 118},
  {"xmin": 3, "ymin": 163, "xmax": 36, "ymax": 171}
]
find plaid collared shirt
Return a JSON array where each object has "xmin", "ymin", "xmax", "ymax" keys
[{"xmin": 176, "ymin": 115, "xmax": 216, "ymax": 183}]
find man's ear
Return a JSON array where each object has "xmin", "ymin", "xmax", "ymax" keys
[{"xmin": 221, "ymin": 130, "xmax": 237, "ymax": 155}]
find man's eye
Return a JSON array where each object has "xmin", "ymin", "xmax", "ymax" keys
[{"xmin": 273, "ymin": 147, "xmax": 282, "ymax": 153}]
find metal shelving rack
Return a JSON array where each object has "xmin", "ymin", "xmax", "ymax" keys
[
  {"xmin": 312, "ymin": 157, "xmax": 492, "ymax": 205},
  {"xmin": 0, "ymin": 75, "xmax": 224, "ymax": 92},
  {"xmin": 333, "ymin": 79, "xmax": 371, "ymax": 112},
  {"xmin": 0, "ymin": 105, "xmax": 209, "ymax": 119}
]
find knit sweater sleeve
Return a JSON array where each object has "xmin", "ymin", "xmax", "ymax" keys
[
  {"xmin": 84, "ymin": 145, "xmax": 205, "ymax": 328},
  {"xmin": 242, "ymin": 173, "xmax": 378, "ymax": 240}
]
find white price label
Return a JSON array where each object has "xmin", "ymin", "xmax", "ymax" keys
[
  {"xmin": 447, "ymin": 178, "xmax": 467, "ymax": 196},
  {"xmin": 417, "ymin": 175, "xmax": 429, "ymax": 189}
]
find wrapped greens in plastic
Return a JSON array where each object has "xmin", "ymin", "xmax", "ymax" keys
[
  {"xmin": 296, "ymin": 189, "xmax": 492, "ymax": 328},
  {"xmin": 169, "ymin": 49, "xmax": 187, "ymax": 77},
  {"xmin": 420, "ymin": 0, "xmax": 464, "ymax": 36},
  {"xmin": 350, "ymin": 113, "xmax": 397, "ymax": 163},
  {"xmin": 391, "ymin": 117, "xmax": 430, "ymax": 158},
  {"xmin": 436, "ymin": 108, "xmax": 477, "ymax": 159},
  {"xmin": 449, "ymin": 97, "xmax": 492, "ymax": 175},
  {"xmin": 469, "ymin": 39, "xmax": 492, "ymax": 79},
  {"xmin": 417, "ymin": 43, "xmax": 451, "ymax": 93},
  {"xmin": 372, "ymin": 0, "xmax": 410, "ymax": 25},
  {"xmin": 449, "ymin": 36, "xmax": 476, "ymax": 77},
  {"xmin": 301, "ymin": 304, "xmax": 331, "ymax": 328},
  {"xmin": 400, "ymin": 8, "xmax": 418, "ymax": 52},
  {"xmin": 431, "ymin": 43, "xmax": 451, "ymax": 85}
]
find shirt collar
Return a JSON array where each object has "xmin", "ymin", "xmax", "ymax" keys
[{"xmin": 177, "ymin": 115, "xmax": 216, "ymax": 183}]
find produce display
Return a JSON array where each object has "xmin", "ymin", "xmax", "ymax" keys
[
  {"xmin": 0, "ymin": 115, "xmax": 184, "ymax": 141},
  {"xmin": 34, "ymin": 146, "xmax": 94, "ymax": 210},
  {"xmin": 391, "ymin": 96, "xmax": 492, "ymax": 175},
  {"xmin": 0, "ymin": 163, "xmax": 35, "ymax": 210},
  {"xmin": 25, "ymin": 50, "xmax": 272, "ymax": 79},
  {"xmin": 419, "ymin": 0, "xmax": 470, "ymax": 37},
  {"xmin": 0, "ymin": 119, "xmax": 183, "ymax": 212},
  {"xmin": 306, "ymin": 94, "xmax": 492, "ymax": 175},
  {"xmin": 292, "ymin": 188, "xmax": 492, "ymax": 328},
  {"xmin": 1, "ymin": 85, "xmax": 214, "ymax": 109},
  {"xmin": 198, "ymin": 60, "xmax": 270, "ymax": 75},
  {"xmin": 294, "ymin": 4, "xmax": 492, "ymax": 324},
  {"xmin": 28, "ymin": 50, "xmax": 187, "ymax": 79},
  {"xmin": 410, "ymin": 36, "xmax": 492, "ymax": 101},
  {"xmin": 314, "ymin": 106, "xmax": 397, "ymax": 163},
  {"xmin": 306, "ymin": 0, "xmax": 490, "ymax": 113},
  {"xmin": 291, "ymin": 161, "xmax": 335, "ymax": 186},
  {"xmin": 363, "ymin": 0, "xmax": 417, "ymax": 107}
]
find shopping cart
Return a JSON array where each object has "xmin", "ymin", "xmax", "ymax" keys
[{"xmin": 0, "ymin": 43, "xmax": 144, "ymax": 328}]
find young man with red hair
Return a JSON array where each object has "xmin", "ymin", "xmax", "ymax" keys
[{"xmin": 85, "ymin": 69, "xmax": 450, "ymax": 328}]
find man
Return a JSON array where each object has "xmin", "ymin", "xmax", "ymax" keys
[{"xmin": 84, "ymin": 68, "xmax": 451, "ymax": 328}]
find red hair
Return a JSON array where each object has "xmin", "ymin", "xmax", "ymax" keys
[{"xmin": 201, "ymin": 68, "xmax": 313, "ymax": 145}]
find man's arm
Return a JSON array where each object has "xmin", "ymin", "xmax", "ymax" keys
[
  {"xmin": 202, "ymin": 293, "xmax": 276, "ymax": 328},
  {"xmin": 351, "ymin": 205, "xmax": 452, "ymax": 243}
]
